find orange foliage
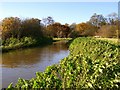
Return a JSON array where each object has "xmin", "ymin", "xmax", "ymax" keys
[
  {"xmin": 76, "ymin": 22, "xmax": 98, "ymax": 36},
  {"xmin": 46, "ymin": 23, "xmax": 70, "ymax": 38},
  {"xmin": 2, "ymin": 17, "xmax": 21, "ymax": 39}
]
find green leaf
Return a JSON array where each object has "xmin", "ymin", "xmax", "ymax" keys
[{"xmin": 88, "ymin": 82, "xmax": 93, "ymax": 88}]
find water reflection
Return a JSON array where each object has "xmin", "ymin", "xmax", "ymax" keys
[
  {"xmin": 1, "ymin": 41, "xmax": 69, "ymax": 88},
  {"xmin": 2, "ymin": 41, "xmax": 68, "ymax": 68}
]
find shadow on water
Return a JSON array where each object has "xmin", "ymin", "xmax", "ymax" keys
[{"xmin": 1, "ymin": 41, "xmax": 69, "ymax": 88}]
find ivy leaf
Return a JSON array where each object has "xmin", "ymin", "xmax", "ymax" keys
[{"xmin": 88, "ymin": 82, "xmax": 93, "ymax": 88}]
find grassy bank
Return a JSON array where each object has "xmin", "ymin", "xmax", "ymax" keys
[
  {"xmin": 95, "ymin": 37, "xmax": 119, "ymax": 44},
  {"xmin": 7, "ymin": 37, "xmax": 120, "ymax": 89},
  {"xmin": 1, "ymin": 37, "xmax": 72, "ymax": 53},
  {"xmin": 53, "ymin": 38, "xmax": 72, "ymax": 42},
  {"xmin": 1, "ymin": 37, "xmax": 53, "ymax": 53}
]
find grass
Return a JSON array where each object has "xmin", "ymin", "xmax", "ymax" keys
[
  {"xmin": 53, "ymin": 38, "xmax": 72, "ymax": 41},
  {"xmin": 95, "ymin": 37, "xmax": 119, "ymax": 43}
]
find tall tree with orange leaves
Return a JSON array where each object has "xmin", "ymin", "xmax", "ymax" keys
[{"xmin": 2, "ymin": 17, "xmax": 21, "ymax": 39}]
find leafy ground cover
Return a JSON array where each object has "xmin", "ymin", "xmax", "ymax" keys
[{"xmin": 7, "ymin": 37, "xmax": 120, "ymax": 89}]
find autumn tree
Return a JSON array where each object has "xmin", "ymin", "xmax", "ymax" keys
[
  {"xmin": 21, "ymin": 18, "xmax": 43, "ymax": 38},
  {"xmin": 0, "ymin": 21, "xmax": 2, "ymax": 38},
  {"xmin": 69, "ymin": 23, "xmax": 76, "ymax": 31},
  {"xmin": 46, "ymin": 22, "xmax": 70, "ymax": 38},
  {"xmin": 59, "ymin": 25, "xmax": 70, "ymax": 38},
  {"xmin": 96, "ymin": 25, "xmax": 117, "ymax": 38},
  {"xmin": 46, "ymin": 22, "xmax": 60, "ymax": 37},
  {"xmin": 41, "ymin": 16, "xmax": 55, "ymax": 36},
  {"xmin": 1, "ymin": 17, "xmax": 21, "ymax": 39},
  {"xmin": 76, "ymin": 22, "xmax": 89, "ymax": 35},
  {"xmin": 93, "ymin": 12, "xmax": 119, "ymax": 38},
  {"xmin": 68, "ymin": 23, "xmax": 79, "ymax": 38},
  {"xmin": 76, "ymin": 23, "xmax": 88, "ymax": 33},
  {"xmin": 76, "ymin": 22, "xmax": 98, "ymax": 36}
]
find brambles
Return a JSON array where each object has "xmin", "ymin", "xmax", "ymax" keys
[{"xmin": 7, "ymin": 37, "xmax": 120, "ymax": 89}]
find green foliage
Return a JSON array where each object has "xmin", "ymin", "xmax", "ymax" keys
[
  {"xmin": 68, "ymin": 37, "xmax": 120, "ymax": 89},
  {"xmin": 2, "ymin": 37, "xmax": 36, "ymax": 52},
  {"xmin": 2, "ymin": 37, "xmax": 53, "ymax": 52},
  {"xmin": 7, "ymin": 37, "xmax": 120, "ymax": 89}
]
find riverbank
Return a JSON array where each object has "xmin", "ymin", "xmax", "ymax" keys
[
  {"xmin": 1, "ymin": 37, "xmax": 53, "ymax": 53},
  {"xmin": 53, "ymin": 38, "xmax": 72, "ymax": 42},
  {"xmin": 1, "ymin": 37, "xmax": 72, "ymax": 53},
  {"xmin": 95, "ymin": 37, "xmax": 119, "ymax": 44},
  {"xmin": 7, "ymin": 37, "xmax": 120, "ymax": 89}
]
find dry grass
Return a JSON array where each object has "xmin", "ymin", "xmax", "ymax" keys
[
  {"xmin": 95, "ymin": 37, "xmax": 119, "ymax": 44},
  {"xmin": 53, "ymin": 38, "xmax": 72, "ymax": 41}
]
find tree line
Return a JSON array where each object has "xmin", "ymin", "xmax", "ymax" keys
[{"xmin": 0, "ymin": 12, "xmax": 119, "ymax": 40}]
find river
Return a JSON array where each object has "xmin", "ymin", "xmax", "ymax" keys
[{"xmin": 1, "ymin": 41, "xmax": 69, "ymax": 88}]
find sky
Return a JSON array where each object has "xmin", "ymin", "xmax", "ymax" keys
[{"xmin": 0, "ymin": 2, "xmax": 118, "ymax": 24}]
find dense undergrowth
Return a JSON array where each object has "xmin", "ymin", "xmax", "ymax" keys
[
  {"xmin": 1, "ymin": 37, "xmax": 53, "ymax": 53},
  {"xmin": 7, "ymin": 37, "xmax": 120, "ymax": 89}
]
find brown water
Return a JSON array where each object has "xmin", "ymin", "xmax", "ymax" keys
[{"xmin": 1, "ymin": 41, "xmax": 69, "ymax": 88}]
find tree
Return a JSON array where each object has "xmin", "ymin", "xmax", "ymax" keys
[
  {"xmin": 69, "ymin": 23, "xmax": 76, "ymax": 31},
  {"xmin": 107, "ymin": 12, "xmax": 118, "ymax": 25},
  {"xmin": 68, "ymin": 30, "xmax": 79, "ymax": 38},
  {"xmin": 76, "ymin": 22, "xmax": 98, "ymax": 36},
  {"xmin": 97, "ymin": 25, "xmax": 117, "ymax": 38},
  {"xmin": 42, "ymin": 16, "xmax": 54, "ymax": 27},
  {"xmin": 46, "ymin": 22, "xmax": 70, "ymax": 38},
  {"xmin": 89, "ymin": 13, "xmax": 106, "ymax": 27},
  {"xmin": 68, "ymin": 23, "xmax": 79, "ymax": 38},
  {"xmin": 46, "ymin": 22, "xmax": 60, "ymax": 37},
  {"xmin": 0, "ymin": 21, "xmax": 2, "ymax": 38},
  {"xmin": 59, "ymin": 25, "xmax": 70, "ymax": 38},
  {"xmin": 21, "ymin": 18, "xmax": 43, "ymax": 38},
  {"xmin": 1, "ymin": 17, "xmax": 21, "ymax": 39},
  {"xmin": 76, "ymin": 22, "xmax": 89, "ymax": 35}
]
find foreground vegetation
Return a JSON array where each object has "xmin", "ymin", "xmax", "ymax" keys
[{"xmin": 7, "ymin": 37, "xmax": 120, "ymax": 89}]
